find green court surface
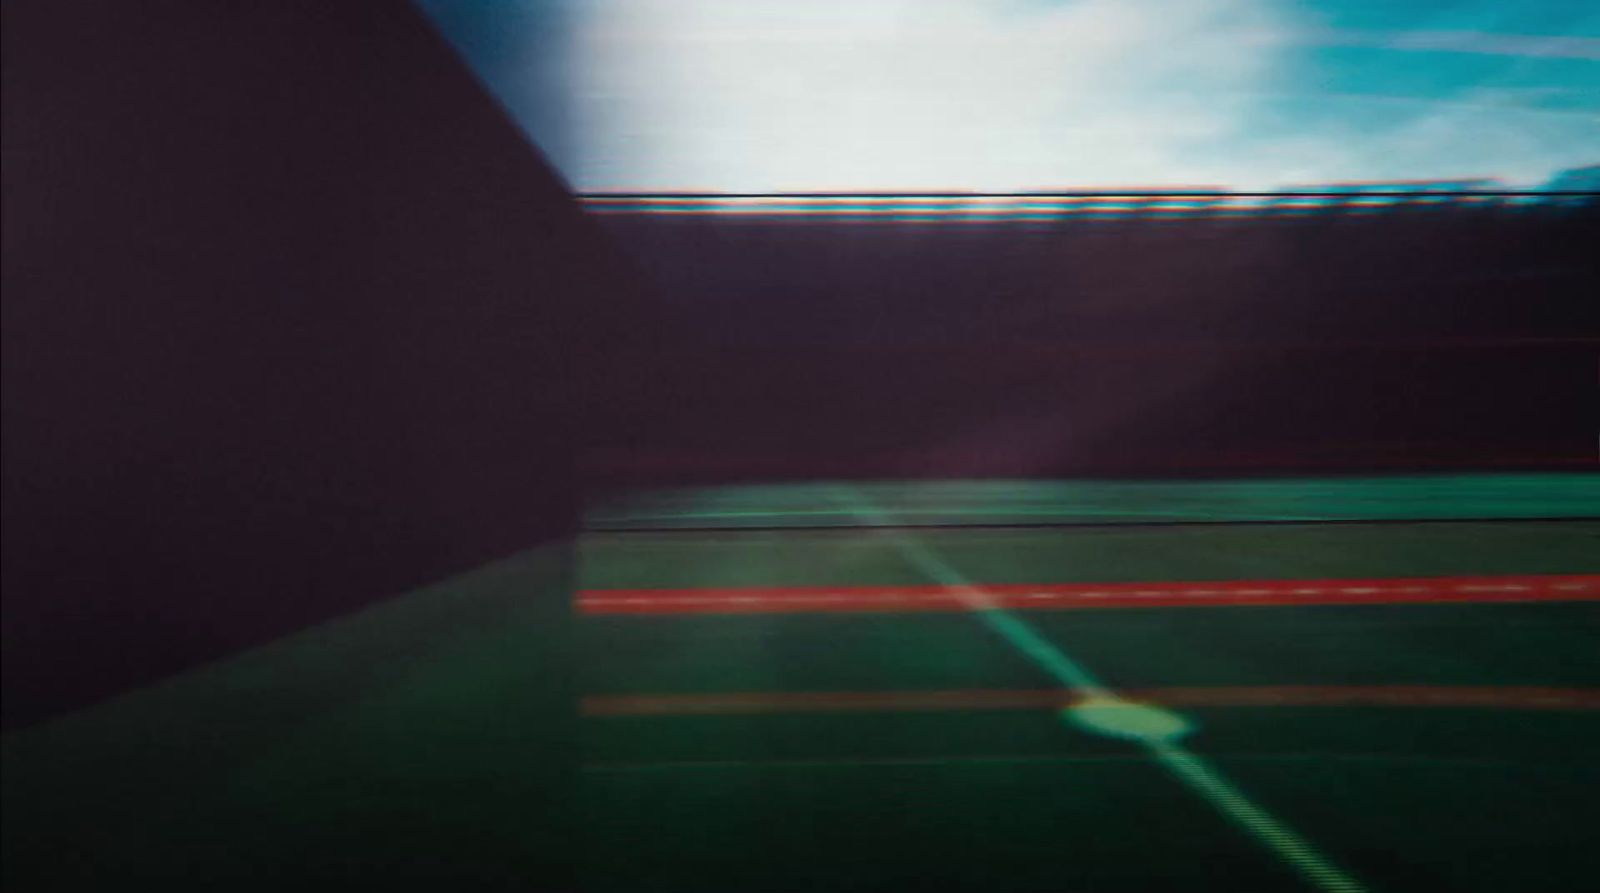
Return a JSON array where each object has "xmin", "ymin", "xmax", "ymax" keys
[
  {"xmin": 586, "ymin": 474, "xmax": 1600, "ymax": 529},
  {"xmin": 579, "ymin": 516, "xmax": 1600, "ymax": 892},
  {"xmin": 5, "ymin": 475, "xmax": 1599, "ymax": 891},
  {"xmin": 580, "ymin": 475, "xmax": 1599, "ymax": 892}
]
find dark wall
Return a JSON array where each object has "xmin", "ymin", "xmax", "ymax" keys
[
  {"xmin": 1, "ymin": 1, "xmax": 625, "ymax": 728},
  {"xmin": 590, "ymin": 204, "xmax": 1599, "ymax": 485}
]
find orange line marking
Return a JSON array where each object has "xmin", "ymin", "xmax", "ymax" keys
[{"xmin": 583, "ymin": 686, "xmax": 1600, "ymax": 717}]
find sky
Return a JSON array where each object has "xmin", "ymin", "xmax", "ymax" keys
[{"xmin": 418, "ymin": 0, "xmax": 1600, "ymax": 192}]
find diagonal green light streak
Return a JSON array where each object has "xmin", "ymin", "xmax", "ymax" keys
[
  {"xmin": 869, "ymin": 526, "xmax": 1110, "ymax": 695},
  {"xmin": 833, "ymin": 486, "xmax": 1369, "ymax": 893},
  {"xmin": 1150, "ymin": 742, "xmax": 1367, "ymax": 893}
]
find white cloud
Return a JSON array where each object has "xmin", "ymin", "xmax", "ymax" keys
[{"xmin": 571, "ymin": 0, "xmax": 1599, "ymax": 191}]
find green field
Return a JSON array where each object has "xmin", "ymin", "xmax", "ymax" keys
[
  {"xmin": 580, "ymin": 507, "xmax": 1599, "ymax": 893},
  {"xmin": 5, "ymin": 475, "xmax": 1598, "ymax": 891}
]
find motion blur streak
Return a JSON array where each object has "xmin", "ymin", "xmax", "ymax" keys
[{"xmin": 581, "ymin": 185, "xmax": 1599, "ymax": 223}]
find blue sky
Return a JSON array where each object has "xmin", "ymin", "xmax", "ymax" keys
[{"xmin": 419, "ymin": 0, "xmax": 1599, "ymax": 192}]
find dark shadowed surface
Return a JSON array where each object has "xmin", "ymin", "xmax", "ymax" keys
[
  {"xmin": 6, "ymin": 486, "xmax": 1595, "ymax": 891},
  {"xmin": 0, "ymin": 0, "xmax": 654, "ymax": 729}
]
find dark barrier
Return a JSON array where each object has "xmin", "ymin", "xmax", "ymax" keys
[
  {"xmin": 1, "ymin": 1, "xmax": 632, "ymax": 731},
  {"xmin": 587, "ymin": 201, "xmax": 1598, "ymax": 487}
]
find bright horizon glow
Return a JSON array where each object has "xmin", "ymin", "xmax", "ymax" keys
[{"xmin": 421, "ymin": 0, "xmax": 1600, "ymax": 193}]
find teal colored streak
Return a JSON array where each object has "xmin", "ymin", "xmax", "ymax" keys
[
  {"xmin": 1067, "ymin": 699, "xmax": 1193, "ymax": 742},
  {"xmin": 833, "ymin": 486, "xmax": 1371, "ymax": 893},
  {"xmin": 1151, "ymin": 742, "xmax": 1368, "ymax": 893},
  {"xmin": 588, "ymin": 473, "xmax": 1600, "ymax": 531},
  {"xmin": 864, "ymin": 523, "xmax": 1109, "ymax": 694}
]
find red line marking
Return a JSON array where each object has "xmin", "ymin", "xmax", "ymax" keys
[{"xmin": 579, "ymin": 574, "xmax": 1600, "ymax": 615}]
